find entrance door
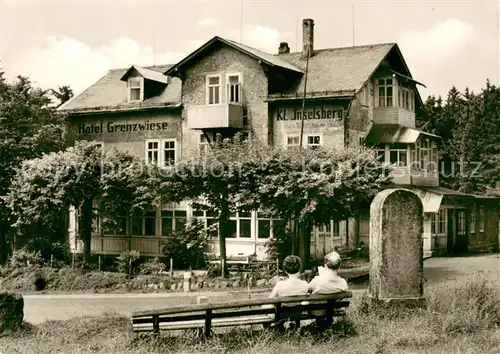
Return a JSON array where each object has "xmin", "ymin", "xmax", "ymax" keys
[{"xmin": 447, "ymin": 209, "xmax": 469, "ymax": 254}]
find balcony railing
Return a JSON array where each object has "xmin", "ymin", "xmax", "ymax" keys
[{"xmin": 187, "ymin": 103, "xmax": 244, "ymax": 129}]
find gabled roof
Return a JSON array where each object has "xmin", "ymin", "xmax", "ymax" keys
[
  {"xmin": 58, "ymin": 65, "xmax": 181, "ymax": 113},
  {"xmin": 269, "ymin": 43, "xmax": 395, "ymax": 99},
  {"xmin": 364, "ymin": 124, "xmax": 441, "ymax": 144},
  {"xmin": 164, "ymin": 36, "xmax": 304, "ymax": 76},
  {"xmin": 121, "ymin": 65, "xmax": 170, "ymax": 84}
]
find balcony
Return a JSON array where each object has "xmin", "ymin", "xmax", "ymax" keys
[
  {"xmin": 373, "ymin": 107, "xmax": 415, "ymax": 128},
  {"xmin": 187, "ymin": 104, "xmax": 244, "ymax": 130}
]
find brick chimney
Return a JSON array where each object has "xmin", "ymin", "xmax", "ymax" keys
[
  {"xmin": 302, "ymin": 18, "xmax": 314, "ymax": 58},
  {"xmin": 278, "ymin": 42, "xmax": 290, "ymax": 54}
]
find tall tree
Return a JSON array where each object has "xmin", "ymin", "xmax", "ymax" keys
[
  {"xmin": 156, "ymin": 134, "xmax": 261, "ymax": 276},
  {"xmin": 50, "ymin": 85, "xmax": 74, "ymax": 107},
  {"xmin": 0, "ymin": 73, "xmax": 66, "ymax": 263},
  {"xmin": 6, "ymin": 141, "xmax": 155, "ymax": 262},
  {"xmin": 421, "ymin": 81, "xmax": 500, "ymax": 195},
  {"xmin": 240, "ymin": 146, "xmax": 390, "ymax": 269}
]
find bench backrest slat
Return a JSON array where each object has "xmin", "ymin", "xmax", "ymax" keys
[{"xmin": 132, "ymin": 292, "xmax": 352, "ymax": 318}]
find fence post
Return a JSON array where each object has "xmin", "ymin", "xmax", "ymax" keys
[
  {"xmin": 72, "ymin": 253, "xmax": 75, "ymax": 269},
  {"xmin": 50, "ymin": 254, "xmax": 54, "ymax": 268},
  {"xmin": 169, "ymin": 258, "xmax": 173, "ymax": 278},
  {"xmin": 221, "ymin": 258, "xmax": 225, "ymax": 278},
  {"xmin": 248, "ymin": 276, "xmax": 252, "ymax": 299},
  {"xmin": 98, "ymin": 255, "xmax": 102, "ymax": 271}
]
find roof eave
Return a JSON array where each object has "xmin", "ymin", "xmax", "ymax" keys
[
  {"xmin": 267, "ymin": 90, "xmax": 356, "ymax": 102},
  {"xmin": 62, "ymin": 103, "xmax": 182, "ymax": 116},
  {"xmin": 164, "ymin": 36, "xmax": 303, "ymax": 77}
]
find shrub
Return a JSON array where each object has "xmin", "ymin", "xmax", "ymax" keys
[
  {"xmin": 8, "ymin": 248, "xmax": 44, "ymax": 270},
  {"xmin": 140, "ymin": 258, "xmax": 166, "ymax": 275},
  {"xmin": 161, "ymin": 219, "xmax": 209, "ymax": 270},
  {"xmin": 115, "ymin": 250, "xmax": 141, "ymax": 275}
]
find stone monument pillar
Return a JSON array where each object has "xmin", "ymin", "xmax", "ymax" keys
[{"xmin": 368, "ymin": 189, "xmax": 425, "ymax": 307}]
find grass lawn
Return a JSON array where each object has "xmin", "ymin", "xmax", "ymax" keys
[{"xmin": 2, "ymin": 271, "xmax": 500, "ymax": 354}]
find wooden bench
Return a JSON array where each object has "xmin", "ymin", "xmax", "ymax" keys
[{"xmin": 131, "ymin": 291, "xmax": 352, "ymax": 338}]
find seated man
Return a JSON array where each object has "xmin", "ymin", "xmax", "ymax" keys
[
  {"xmin": 269, "ymin": 255, "xmax": 309, "ymax": 298},
  {"xmin": 265, "ymin": 255, "xmax": 309, "ymax": 330},
  {"xmin": 307, "ymin": 251, "xmax": 348, "ymax": 330}
]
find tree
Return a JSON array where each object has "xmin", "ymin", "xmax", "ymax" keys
[
  {"xmin": 6, "ymin": 141, "xmax": 155, "ymax": 262},
  {"xmin": 50, "ymin": 86, "xmax": 74, "ymax": 107},
  {"xmin": 240, "ymin": 146, "xmax": 390, "ymax": 269},
  {"xmin": 156, "ymin": 134, "xmax": 263, "ymax": 276},
  {"xmin": 421, "ymin": 81, "xmax": 500, "ymax": 195},
  {"xmin": 0, "ymin": 73, "xmax": 66, "ymax": 263}
]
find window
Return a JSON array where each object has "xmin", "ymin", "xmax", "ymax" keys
[
  {"xmin": 377, "ymin": 78, "xmax": 393, "ymax": 107},
  {"xmin": 257, "ymin": 212, "xmax": 284, "ymax": 239},
  {"xmin": 306, "ymin": 135, "xmax": 322, "ymax": 149},
  {"xmin": 431, "ymin": 209, "xmax": 447, "ymax": 235},
  {"xmin": 457, "ymin": 211, "xmax": 466, "ymax": 234},
  {"xmin": 470, "ymin": 207, "xmax": 476, "ymax": 234},
  {"xmin": 128, "ymin": 77, "xmax": 143, "ymax": 102},
  {"xmin": 102, "ymin": 216, "xmax": 127, "ymax": 236},
  {"xmin": 193, "ymin": 209, "xmax": 218, "ymax": 238},
  {"xmin": 131, "ymin": 209, "xmax": 156, "ymax": 236},
  {"xmin": 397, "ymin": 80, "xmax": 415, "ymax": 112},
  {"xmin": 163, "ymin": 139, "xmax": 176, "ymax": 166},
  {"xmin": 206, "ymin": 75, "xmax": 221, "ymax": 105},
  {"xmin": 479, "ymin": 207, "xmax": 485, "ymax": 232},
  {"xmin": 285, "ymin": 135, "xmax": 300, "ymax": 148},
  {"xmin": 161, "ymin": 210, "xmax": 187, "ymax": 235},
  {"xmin": 146, "ymin": 140, "xmax": 160, "ymax": 165},
  {"xmin": 389, "ymin": 143, "xmax": 408, "ymax": 167},
  {"xmin": 227, "ymin": 73, "xmax": 242, "ymax": 103},
  {"xmin": 227, "ymin": 211, "xmax": 252, "ymax": 238},
  {"xmin": 420, "ymin": 138, "xmax": 430, "ymax": 170},
  {"xmin": 145, "ymin": 139, "xmax": 177, "ymax": 166},
  {"xmin": 430, "ymin": 146, "xmax": 438, "ymax": 171},
  {"xmin": 316, "ymin": 220, "xmax": 341, "ymax": 239},
  {"xmin": 199, "ymin": 134, "xmax": 210, "ymax": 155}
]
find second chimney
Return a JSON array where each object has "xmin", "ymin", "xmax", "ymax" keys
[
  {"xmin": 302, "ymin": 18, "xmax": 314, "ymax": 58},
  {"xmin": 278, "ymin": 42, "xmax": 290, "ymax": 54}
]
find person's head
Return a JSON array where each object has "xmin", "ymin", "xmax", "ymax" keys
[
  {"xmin": 283, "ymin": 255, "xmax": 302, "ymax": 275},
  {"xmin": 324, "ymin": 251, "xmax": 342, "ymax": 270}
]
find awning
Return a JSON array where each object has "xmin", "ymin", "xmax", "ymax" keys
[
  {"xmin": 409, "ymin": 187, "xmax": 444, "ymax": 213},
  {"xmin": 391, "ymin": 70, "xmax": 426, "ymax": 88},
  {"xmin": 364, "ymin": 124, "xmax": 441, "ymax": 144}
]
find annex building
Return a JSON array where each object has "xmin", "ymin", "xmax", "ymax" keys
[{"xmin": 60, "ymin": 18, "xmax": 500, "ymax": 261}]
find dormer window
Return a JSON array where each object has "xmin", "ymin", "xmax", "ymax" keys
[{"xmin": 128, "ymin": 77, "xmax": 143, "ymax": 102}]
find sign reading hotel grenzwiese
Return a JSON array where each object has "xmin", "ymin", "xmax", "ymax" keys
[
  {"xmin": 71, "ymin": 114, "xmax": 181, "ymax": 143},
  {"xmin": 77, "ymin": 120, "xmax": 170, "ymax": 135},
  {"xmin": 275, "ymin": 105, "xmax": 344, "ymax": 121}
]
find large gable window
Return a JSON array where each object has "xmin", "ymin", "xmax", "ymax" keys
[
  {"xmin": 128, "ymin": 77, "xmax": 143, "ymax": 102},
  {"xmin": 377, "ymin": 78, "xmax": 393, "ymax": 107},
  {"xmin": 206, "ymin": 74, "xmax": 221, "ymax": 105}
]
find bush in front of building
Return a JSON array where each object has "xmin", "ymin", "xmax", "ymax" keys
[
  {"xmin": 161, "ymin": 219, "xmax": 209, "ymax": 270},
  {"xmin": 139, "ymin": 257, "xmax": 166, "ymax": 275},
  {"xmin": 115, "ymin": 250, "xmax": 141, "ymax": 275}
]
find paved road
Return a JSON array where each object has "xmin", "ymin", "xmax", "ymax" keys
[{"xmin": 23, "ymin": 254, "xmax": 500, "ymax": 324}]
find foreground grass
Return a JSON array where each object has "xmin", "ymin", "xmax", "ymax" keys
[{"xmin": 2, "ymin": 272, "xmax": 500, "ymax": 354}]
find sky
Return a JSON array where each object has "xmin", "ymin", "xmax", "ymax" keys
[{"xmin": 1, "ymin": 0, "xmax": 499, "ymax": 99}]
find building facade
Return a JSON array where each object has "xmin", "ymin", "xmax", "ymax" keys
[{"xmin": 60, "ymin": 18, "xmax": 499, "ymax": 260}]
